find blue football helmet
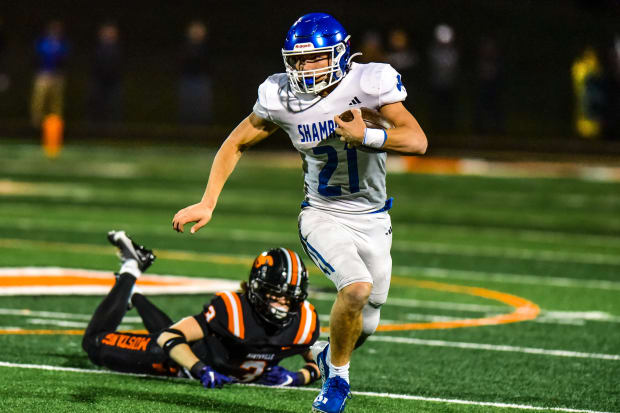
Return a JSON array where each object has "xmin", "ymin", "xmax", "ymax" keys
[{"xmin": 282, "ymin": 13, "xmax": 355, "ymax": 94}]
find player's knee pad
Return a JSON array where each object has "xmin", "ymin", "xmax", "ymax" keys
[{"xmin": 361, "ymin": 300, "xmax": 383, "ymax": 336}]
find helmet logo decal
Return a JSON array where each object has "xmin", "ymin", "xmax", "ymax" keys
[
  {"xmin": 294, "ymin": 42, "xmax": 315, "ymax": 50},
  {"xmin": 254, "ymin": 255, "xmax": 274, "ymax": 268}
]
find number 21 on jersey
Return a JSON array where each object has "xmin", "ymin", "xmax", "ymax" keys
[{"xmin": 312, "ymin": 143, "xmax": 359, "ymax": 197}]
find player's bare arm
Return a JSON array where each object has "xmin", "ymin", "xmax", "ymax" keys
[
  {"xmin": 172, "ymin": 113, "xmax": 279, "ymax": 234},
  {"xmin": 334, "ymin": 104, "xmax": 427, "ymax": 155},
  {"xmin": 379, "ymin": 102, "xmax": 428, "ymax": 154},
  {"xmin": 156, "ymin": 316, "xmax": 205, "ymax": 370}
]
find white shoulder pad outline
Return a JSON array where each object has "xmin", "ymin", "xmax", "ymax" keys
[
  {"xmin": 260, "ymin": 74, "xmax": 288, "ymax": 107},
  {"xmin": 361, "ymin": 63, "xmax": 406, "ymax": 106},
  {"xmin": 255, "ymin": 73, "xmax": 288, "ymax": 118},
  {"xmin": 359, "ymin": 62, "xmax": 387, "ymax": 96}
]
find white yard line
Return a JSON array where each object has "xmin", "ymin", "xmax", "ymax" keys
[
  {"xmin": 346, "ymin": 389, "xmax": 617, "ymax": 413},
  {"xmin": 397, "ymin": 223, "xmax": 620, "ymax": 248},
  {"xmin": 311, "ymin": 294, "xmax": 620, "ymax": 325},
  {"xmin": 392, "ymin": 241, "xmax": 620, "ymax": 265},
  {"xmin": 0, "ymin": 308, "xmax": 142, "ymax": 323},
  {"xmin": 3, "ymin": 238, "xmax": 618, "ymax": 294},
  {"xmin": 0, "ymin": 361, "xmax": 614, "ymax": 413},
  {"xmin": 2, "ymin": 236, "xmax": 620, "ymax": 291},
  {"xmin": 541, "ymin": 311, "xmax": 620, "ymax": 323},
  {"xmin": 5, "ymin": 215, "xmax": 620, "ymax": 251},
  {"xmin": 363, "ymin": 335, "xmax": 620, "ymax": 361},
  {"xmin": 312, "ymin": 291, "xmax": 507, "ymax": 311},
  {"xmin": 393, "ymin": 266, "xmax": 620, "ymax": 290},
  {"xmin": 3, "ymin": 224, "xmax": 620, "ymax": 266},
  {"xmin": 26, "ymin": 319, "xmax": 90, "ymax": 328},
  {"xmin": 6, "ymin": 290, "xmax": 620, "ymax": 331},
  {"xmin": 25, "ymin": 318, "xmax": 138, "ymax": 330},
  {"xmin": 3, "ymin": 306, "xmax": 617, "ymax": 361},
  {"xmin": 321, "ymin": 313, "xmax": 597, "ymax": 327}
]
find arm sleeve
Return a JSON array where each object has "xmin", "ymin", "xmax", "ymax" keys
[
  {"xmin": 192, "ymin": 313, "xmax": 210, "ymax": 337},
  {"xmin": 189, "ymin": 334, "xmax": 238, "ymax": 376}
]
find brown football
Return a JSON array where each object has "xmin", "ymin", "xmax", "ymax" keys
[
  {"xmin": 338, "ymin": 107, "xmax": 394, "ymax": 130},
  {"xmin": 338, "ymin": 107, "xmax": 393, "ymax": 153}
]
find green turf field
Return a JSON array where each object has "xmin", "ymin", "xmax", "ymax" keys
[{"xmin": 0, "ymin": 143, "xmax": 619, "ymax": 412}]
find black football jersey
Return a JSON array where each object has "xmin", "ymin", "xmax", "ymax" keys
[{"xmin": 192, "ymin": 291, "xmax": 320, "ymax": 382}]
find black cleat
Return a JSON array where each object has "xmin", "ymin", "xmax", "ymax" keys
[{"xmin": 107, "ymin": 230, "xmax": 156, "ymax": 272}]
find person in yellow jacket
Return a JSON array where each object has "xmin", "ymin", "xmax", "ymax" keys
[{"xmin": 572, "ymin": 47, "xmax": 605, "ymax": 138}]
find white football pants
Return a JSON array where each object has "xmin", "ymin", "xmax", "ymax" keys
[{"xmin": 298, "ymin": 206, "xmax": 392, "ymax": 335}]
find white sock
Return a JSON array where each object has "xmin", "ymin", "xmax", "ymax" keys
[
  {"xmin": 328, "ymin": 361, "xmax": 350, "ymax": 383},
  {"xmin": 119, "ymin": 259, "xmax": 141, "ymax": 279}
]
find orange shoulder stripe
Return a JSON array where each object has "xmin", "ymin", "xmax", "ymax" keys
[
  {"xmin": 294, "ymin": 301, "xmax": 316, "ymax": 345},
  {"xmin": 231, "ymin": 291, "xmax": 245, "ymax": 339},
  {"xmin": 215, "ymin": 291, "xmax": 245, "ymax": 339}
]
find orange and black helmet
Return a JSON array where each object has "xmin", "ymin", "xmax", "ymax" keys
[{"xmin": 248, "ymin": 248, "xmax": 309, "ymax": 327}]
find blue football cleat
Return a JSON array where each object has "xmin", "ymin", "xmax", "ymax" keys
[
  {"xmin": 312, "ymin": 376, "xmax": 352, "ymax": 413},
  {"xmin": 310, "ymin": 340, "xmax": 330, "ymax": 385}
]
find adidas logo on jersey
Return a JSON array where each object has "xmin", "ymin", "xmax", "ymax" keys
[{"xmin": 348, "ymin": 96, "xmax": 362, "ymax": 106}]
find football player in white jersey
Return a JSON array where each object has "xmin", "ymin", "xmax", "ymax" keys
[{"xmin": 172, "ymin": 12, "xmax": 427, "ymax": 413}]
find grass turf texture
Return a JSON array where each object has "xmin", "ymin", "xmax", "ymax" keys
[{"xmin": 0, "ymin": 143, "xmax": 619, "ymax": 412}]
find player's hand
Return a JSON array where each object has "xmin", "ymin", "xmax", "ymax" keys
[
  {"xmin": 258, "ymin": 366, "xmax": 303, "ymax": 387},
  {"xmin": 334, "ymin": 108, "xmax": 365, "ymax": 147},
  {"xmin": 172, "ymin": 202, "xmax": 213, "ymax": 234},
  {"xmin": 199, "ymin": 365, "xmax": 236, "ymax": 389}
]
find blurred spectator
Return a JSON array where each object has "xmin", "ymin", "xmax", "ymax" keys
[
  {"xmin": 474, "ymin": 36, "xmax": 504, "ymax": 135},
  {"xmin": 0, "ymin": 17, "xmax": 10, "ymax": 93},
  {"xmin": 178, "ymin": 20, "xmax": 212, "ymax": 125},
  {"xmin": 88, "ymin": 22, "xmax": 123, "ymax": 124},
  {"xmin": 31, "ymin": 20, "xmax": 68, "ymax": 128},
  {"xmin": 571, "ymin": 46, "xmax": 604, "ymax": 139},
  {"xmin": 385, "ymin": 29, "xmax": 418, "ymax": 89},
  {"xmin": 428, "ymin": 23, "xmax": 459, "ymax": 133},
  {"xmin": 603, "ymin": 36, "xmax": 620, "ymax": 140},
  {"xmin": 359, "ymin": 31, "xmax": 385, "ymax": 63}
]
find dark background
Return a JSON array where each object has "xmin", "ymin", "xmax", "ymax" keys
[{"xmin": 0, "ymin": 0, "xmax": 618, "ymax": 155}]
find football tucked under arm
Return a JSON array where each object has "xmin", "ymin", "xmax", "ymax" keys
[
  {"xmin": 338, "ymin": 107, "xmax": 394, "ymax": 153},
  {"xmin": 338, "ymin": 107, "xmax": 394, "ymax": 130}
]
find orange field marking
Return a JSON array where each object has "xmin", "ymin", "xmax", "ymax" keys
[
  {"xmin": 0, "ymin": 268, "xmax": 539, "ymax": 335},
  {"xmin": 0, "ymin": 329, "xmax": 148, "ymax": 336},
  {"xmin": 376, "ymin": 277, "xmax": 539, "ymax": 331},
  {"xmin": 0, "ymin": 275, "xmax": 184, "ymax": 288},
  {"xmin": 0, "ymin": 267, "xmax": 240, "ymax": 336},
  {"xmin": 319, "ymin": 276, "xmax": 539, "ymax": 333},
  {"xmin": 0, "ymin": 267, "xmax": 240, "ymax": 297}
]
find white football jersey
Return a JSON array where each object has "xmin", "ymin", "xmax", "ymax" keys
[{"xmin": 253, "ymin": 62, "xmax": 407, "ymax": 214}]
